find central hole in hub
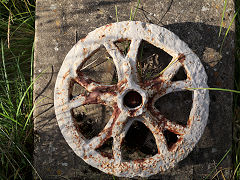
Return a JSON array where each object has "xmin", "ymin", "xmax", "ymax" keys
[{"xmin": 123, "ymin": 91, "xmax": 142, "ymax": 108}]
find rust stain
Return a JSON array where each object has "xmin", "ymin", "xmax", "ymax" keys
[
  {"xmin": 83, "ymin": 48, "xmax": 88, "ymax": 56},
  {"xmin": 168, "ymin": 137, "xmax": 183, "ymax": 152},
  {"xmin": 75, "ymin": 72, "xmax": 98, "ymax": 88},
  {"xmin": 112, "ymin": 103, "xmax": 121, "ymax": 121},
  {"xmin": 63, "ymin": 70, "xmax": 70, "ymax": 81},
  {"xmin": 187, "ymin": 117, "xmax": 192, "ymax": 127},
  {"xmin": 106, "ymin": 23, "xmax": 112, "ymax": 28},
  {"xmin": 117, "ymin": 78, "xmax": 128, "ymax": 93},
  {"xmin": 83, "ymin": 91, "xmax": 101, "ymax": 104},
  {"xmin": 178, "ymin": 53, "xmax": 186, "ymax": 64},
  {"xmin": 99, "ymin": 152, "xmax": 113, "ymax": 159}
]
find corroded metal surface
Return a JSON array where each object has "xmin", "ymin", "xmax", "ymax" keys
[{"xmin": 54, "ymin": 21, "xmax": 209, "ymax": 177}]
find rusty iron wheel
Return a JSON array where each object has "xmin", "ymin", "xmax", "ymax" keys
[{"xmin": 54, "ymin": 21, "xmax": 209, "ymax": 177}]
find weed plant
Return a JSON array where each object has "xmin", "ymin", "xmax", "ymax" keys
[
  {"xmin": 233, "ymin": 1, "xmax": 240, "ymax": 179},
  {"xmin": 0, "ymin": 0, "xmax": 35, "ymax": 179}
]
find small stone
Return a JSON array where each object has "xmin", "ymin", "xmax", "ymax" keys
[
  {"xmin": 201, "ymin": 6, "xmax": 209, "ymax": 11},
  {"xmin": 62, "ymin": 163, "xmax": 68, "ymax": 166},
  {"xmin": 50, "ymin": 4, "xmax": 57, "ymax": 10},
  {"xmin": 203, "ymin": 47, "xmax": 222, "ymax": 67}
]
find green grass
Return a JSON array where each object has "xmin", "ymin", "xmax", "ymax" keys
[
  {"xmin": 0, "ymin": 0, "xmax": 36, "ymax": 179},
  {"xmin": 0, "ymin": 40, "xmax": 35, "ymax": 179},
  {"xmin": 233, "ymin": 0, "xmax": 240, "ymax": 179}
]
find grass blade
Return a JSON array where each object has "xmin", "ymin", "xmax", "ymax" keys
[
  {"xmin": 0, "ymin": 146, "xmax": 22, "ymax": 180},
  {"xmin": 0, "ymin": 1, "xmax": 12, "ymax": 13},
  {"xmin": 115, "ymin": 5, "xmax": 118, "ymax": 22},
  {"xmin": 233, "ymin": 161, "xmax": 240, "ymax": 179},
  {"xmin": 186, "ymin": 87, "xmax": 240, "ymax": 94},
  {"xmin": 204, "ymin": 147, "xmax": 231, "ymax": 180},
  {"xmin": 0, "ymin": 128, "xmax": 42, "ymax": 180},
  {"xmin": 219, "ymin": 0, "xmax": 228, "ymax": 37},
  {"xmin": 132, "ymin": 0, "xmax": 141, "ymax": 21},
  {"xmin": 129, "ymin": 0, "xmax": 141, "ymax": 21},
  {"xmin": 16, "ymin": 67, "xmax": 49, "ymax": 117},
  {"xmin": 1, "ymin": 39, "xmax": 11, "ymax": 101},
  {"xmin": 220, "ymin": 11, "xmax": 237, "ymax": 53},
  {"xmin": 0, "ymin": 113, "xmax": 22, "ymax": 126},
  {"xmin": 23, "ymin": 0, "xmax": 33, "ymax": 21}
]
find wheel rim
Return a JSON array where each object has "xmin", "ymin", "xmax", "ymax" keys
[{"xmin": 54, "ymin": 21, "xmax": 209, "ymax": 177}]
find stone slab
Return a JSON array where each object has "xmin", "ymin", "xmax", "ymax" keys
[{"xmin": 34, "ymin": 0, "xmax": 234, "ymax": 179}]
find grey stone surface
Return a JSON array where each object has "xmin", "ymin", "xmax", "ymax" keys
[{"xmin": 34, "ymin": 0, "xmax": 234, "ymax": 179}]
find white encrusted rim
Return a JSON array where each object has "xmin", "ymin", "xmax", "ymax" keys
[{"xmin": 54, "ymin": 21, "xmax": 209, "ymax": 177}]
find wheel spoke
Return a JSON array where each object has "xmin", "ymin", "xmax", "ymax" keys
[
  {"xmin": 86, "ymin": 108, "xmax": 129, "ymax": 163},
  {"xmin": 161, "ymin": 116, "xmax": 187, "ymax": 135},
  {"xmin": 161, "ymin": 57, "xmax": 182, "ymax": 81},
  {"xmin": 143, "ymin": 79, "xmax": 193, "ymax": 99},
  {"xmin": 104, "ymin": 41, "xmax": 125, "ymax": 81},
  {"xmin": 69, "ymin": 94, "xmax": 86, "ymax": 109},
  {"xmin": 85, "ymin": 115, "xmax": 115, "ymax": 150},
  {"xmin": 54, "ymin": 94, "xmax": 86, "ymax": 116},
  {"xmin": 142, "ymin": 112, "xmax": 168, "ymax": 156},
  {"xmin": 125, "ymin": 39, "xmax": 142, "ymax": 83},
  {"xmin": 164, "ymin": 80, "xmax": 193, "ymax": 95},
  {"xmin": 104, "ymin": 39, "xmax": 141, "ymax": 85},
  {"xmin": 69, "ymin": 89, "xmax": 117, "ymax": 109},
  {"xmin": 74, "ymin": 73, "xmax": 114, "ymax": 92},
  {"xmin": 111, "ymin": 111, "xmax": 129, "ymax": 163},
  {"xmin": 98, "ymin": 91, "xmax": 117, "ymax": 106},
  {"xmin": 141, "ymin": 53, "xmax": 187, "ymax": 95}
]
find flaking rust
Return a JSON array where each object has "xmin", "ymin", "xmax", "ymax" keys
[{"xmin": 54, "ymin": 21, "xmax": 209, "ymax": 177}]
